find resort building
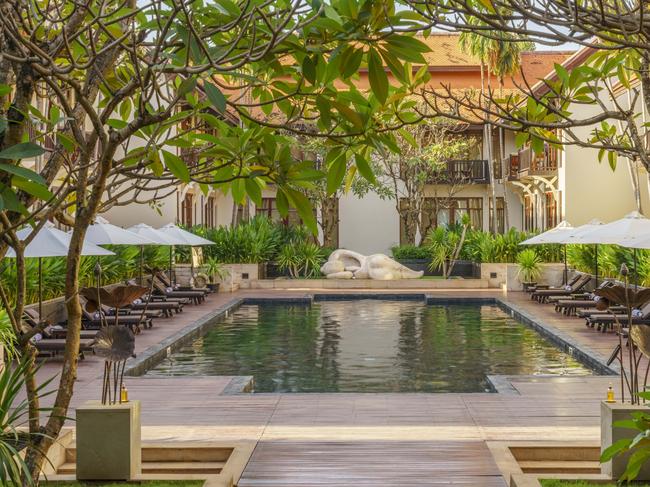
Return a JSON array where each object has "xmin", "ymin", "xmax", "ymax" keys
[
  {"xmin": 103, "ymin": 35, "xmax": 573, "ymax": 253},
  {"xmin": 513, "ymin": 46, "xmax": 650, "ymax": 231}
]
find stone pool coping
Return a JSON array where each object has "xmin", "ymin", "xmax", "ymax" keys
[{"xmin": 124, "ymin": 293, "xmax": 618, "ymax": 392}]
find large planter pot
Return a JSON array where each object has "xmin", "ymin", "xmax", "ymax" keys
[
  {"xmin": 207, "ymin": 282, "xmax": 220, "ymax": 293},
  {"xmin": 601, "ymin": 400, "xmax": 650, "ymax": 480},
  {"xmin": 396, "ymin": 259, "xmax": 480, "ymax": 278},
  {"xmin": 76, "ymin": 400, "xmax": 141, "ymax": 480}
]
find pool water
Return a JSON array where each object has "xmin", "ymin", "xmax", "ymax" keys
[{"xmin": 147, "ymin": 300, "xmax": 592, "ymax": 392}]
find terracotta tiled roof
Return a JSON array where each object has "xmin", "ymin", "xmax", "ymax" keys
[{"xmin": 419, "ymin": 34, "xmax": 479, "ymax": 67}]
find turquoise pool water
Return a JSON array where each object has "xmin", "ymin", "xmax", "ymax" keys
[{"xmin": 147, "ymin": 300, "xmax": 592, "ymax": 392}]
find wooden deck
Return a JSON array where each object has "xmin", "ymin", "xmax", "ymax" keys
[{"xmin": 32, "ymin": 289, "xmax": 623, "ymax": 486}]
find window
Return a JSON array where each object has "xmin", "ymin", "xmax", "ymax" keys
[
  {"xmin": 545, "ymin": 192, "xmax": 557, "ymax": 230},
  {"xmin": 420, "ymin": 197, "xmax": 483, "ymax": 234},
  {"xmin": 488, "ymin": 197, "xmax": 505, "ymax": 234},
  {"xmin": 256, "ymin": 197, "xmax": 301, "ymax": 225},
  {"xmin": 204, "ymin": 196, "xmax": 216, "ymax": 228},
  {"xmin": 180, "ymin": 193, "xmax": 193, "ymax": 226},
  {"xmin": 524, "ymin": 194, "xmax": 535, "ymax": 232}
]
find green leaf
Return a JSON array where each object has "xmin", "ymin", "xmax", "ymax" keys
[
  {"xmin": 355, "ymin": 153, "xmax": 375, "ymax": 183},
  {"xmin": 0, "ymin": 143, "xmax": 45, "ymax": 160},
  {"xmin": 385, "ymin": 35, "xmax": 430, "ymax": 53},
  {"xmin": 284, "ymin": 188, "xmax": 317, "ymax": 234},
  {"xmin": 276, "ymin": 189, "xmax": 289, "ymax": 217},
  {"xmin": 245, "ymin": 178, "xmax": 262, "ymax": 206},
  {"xmin": 178, "ymin": 77, "xmax": 198, "ymax": 97},
  {"xmin": 204, "ymin": 81, "xmax": 227, "ymax": 114},
  {"xmin": 0, "ymin": 85, "xmax": 11, "ymax": 96},
  {"xmin": 340, "ymin": 48, "xmax": 364, "ymax": 78},
  {"xmin": 600, "ymin": 437, "xmax": 633, "ymax": 462},
  {"xmin": 0, "ymin": 163, "xmax": 45, "ymax": 184},
  {"xmin": 302, "ymin": 56, "xmax": 317, "ymax": 84},
  {"xmin": 608, "ymin": 150, "xmax": 617, "ymax": 170},
  {"xmin": 11, "ymin": 176, "xmax": 53, "ymax": 200},
  {"xmin": 368, "ymin": 48, "xmax": 388, "ymax": 104},
  {"xmin": 0, "ymin": 186, "xmax": 27, "ymax": 214},
  {"xmin": 330, "ymin": 100, "xmax": 364, "ymax": 130},
  {"xmin": 326, "ymin": 149, "xmax": 346, "ymax": 195},
  {"xmin": 514, "ymin": 132, "xmax": 529, "ymax": 148},
  {"xmin": 57, "ymin": 133, "xmax": 77, "ymax": 152},
  {"xmin": 161, "ymin": 149, "xmax": 190, "ymax": 183}
]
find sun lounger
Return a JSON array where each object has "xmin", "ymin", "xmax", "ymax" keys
[
  {"xmin": 554, "ymin": 281, "xmax": 615, "ymax": 315},
  {"xmin": 585, "ymin": 302, "xmax": 650, "ymax": 332},
  {"xmin": 527, "ymin": 274, "xmax": 581, "ymax": 294},
  {"xmin": 23, "ymin": 308, "xmax": 98, "ymax": 342},
  {"xmin": 81, "ymin": 304, "xmax": 152, "ymax": 330},
  {"xmin": 531, "ymin": 274, "xmax": 592, "ymax": 303},
  {"xmin": 148, "ymin": 279, "xmax": 205, "ymax": 305},
  {"xmin": 156, "ymin": 271, "xmax": 210, "ymax": 294},
  {"xmin": 32, "ymin": 337, "xmax": 96, "ymax": 359}
]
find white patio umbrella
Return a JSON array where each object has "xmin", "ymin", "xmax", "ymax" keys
[
  {"xmin": 5, "ymin": 222, "xmax": 114, "ymax": 319},
  {"xmin": 520, "ymin": 221, "xmax": 575, "ymax": 284},
  {"xmin": 126, "ymin": 223, "xmax": 181, "ymax": 284},
  {"xmin": 576, "ymin": 212, "xmax": 650, "ymax": 287},
  {"xmin": 78, "ymin": 216, "xmax": 156, "ymax": 286},
  {"xmin": 565, "ymin": 219, "xmax": 607, "ymax": 286},
  {"xmin": 157, "ymin": 224, "xmax": 215, "ymax": 284},
  {"xmin": 85, "ymin": 216, "xmax": 156, "ymax": 246}
]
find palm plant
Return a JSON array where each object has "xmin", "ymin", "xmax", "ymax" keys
[
  {"xmin": 516, "ymin": 249, "xmax": 542, "ymax": 283},
  {"xmin": 203, "ymin": 257, "xmax": 229, "ymax": 284},
  {"xmin": 0, "ymin": 358, "xmax": 53, "ymax": 485}
]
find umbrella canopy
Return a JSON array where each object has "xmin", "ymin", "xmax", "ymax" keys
[
  {"xmin": 521, "ymin": 221, "xmax": 575, "ymax": 245},
  {"xmin": 84, "ymin": 216, "xmax": 156, "ymax": 246},
  {"xmin": 564, "ymin": 219, "xmax": 606, "ymax": 244},
  {"xmin": 577, "ymin": 211, "xmax": 650, "ymax": 247},
  {"xmin": 157, "ymin": 223, "xmax": 215, "ymax": 246},
  {"xmin": 5, "ymin": 222, "xmax": 114, "ymax": 258},
  {"xmin": 4, "ymin": 222, "xmax": 114, "ymax": 319},
  {"xmin": 126, "ymin": 223, "xmax": 181, "ymax": 245}
]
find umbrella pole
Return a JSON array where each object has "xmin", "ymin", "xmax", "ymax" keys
[
  {"xmin": 139, "ymin": 245, "xmax": 144, "ymax": 286},
  {"xmin": 169, "ymin": 246, "xmax": 174, "ymax": 286},
  {"xmin": 38, "ymin": 257, "xmax": 43, "ymax": 321},
  {"xmin": 595, "ymin": 244, "xmax": 599, "ymax": 287},
  {"xmin": 634, "ymin": 248, "xmax": 638, "ymax": 291},
  {"xmin": 563, "ymin": 244, "xmax": 568, "ymax": 285}
]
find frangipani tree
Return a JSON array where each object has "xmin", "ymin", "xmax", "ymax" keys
[
  {"xmin": 0, "ymin": 0, "xmax": 431, "ymax": 482},
  {"xmin": 399, "ymin": 0, "xmax": 650, "ymax": 200}
]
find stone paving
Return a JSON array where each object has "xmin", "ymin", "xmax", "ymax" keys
[{"xmin": 32, "ymin": 288, "xmax": 623, "ymax": 486}]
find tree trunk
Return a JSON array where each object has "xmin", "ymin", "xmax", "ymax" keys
[{"xmin": 320, "ymin": 197, "xmax": 339, "ymax": 248}]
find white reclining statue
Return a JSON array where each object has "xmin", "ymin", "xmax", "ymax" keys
[{"xmin": 321, "ymin": 249, "xmax": 424, "ymax": 280}]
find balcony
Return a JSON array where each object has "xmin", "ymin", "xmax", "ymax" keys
[
  {"xmin": 507, "ymin": 144, "xmax": 558, "ymax": 180},
  {"xmin": 430, "ymin": 159, "xmax": 491, "ymax": 184}
]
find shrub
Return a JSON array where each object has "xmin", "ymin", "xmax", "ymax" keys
[{"xmin": 391, "ymin": 245, "xmax": 430, "ymax": 260}]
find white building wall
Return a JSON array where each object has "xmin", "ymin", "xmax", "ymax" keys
[
  {"xmin": 338, "ymin": 192, "xmax": 400, "ymax": 255},
  {"xmin": 560, "ymin": 99, "xmax": 650, "ymax": 226}
]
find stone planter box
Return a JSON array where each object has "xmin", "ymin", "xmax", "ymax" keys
[
  {"xmin": 250, "ymin": 278, "xmax": 489, "ymax": 290},
  {"xmin": 397, "ymin": 259, "xmax": 480, "ymax": 278},
  {"xmin": 481, "ymin": 263, "xmax": 568, "ymax": 290},
  {"xmin": 601, "ymin": 400, "xmax": 650, "ymax": 480},
  {"xmin": 76, "ymin": 400, "xmax": 141, "ymax": 480}
]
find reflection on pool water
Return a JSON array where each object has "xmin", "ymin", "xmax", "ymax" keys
[{"xmin": 147, "ymin": 300, "xmax": 593, "ymax": 392}]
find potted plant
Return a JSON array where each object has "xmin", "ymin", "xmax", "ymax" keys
[
  {"xmin": 203, "ymin": 257, "xmax": 229, "ymax": 292},
  {"xmin": 516, "ymin": 248, "xmax": 542, "ymax": 290}
]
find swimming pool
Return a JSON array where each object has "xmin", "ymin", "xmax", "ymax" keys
[{"xmin": 147, "ymin": 299, "xmax": 593, "ymax": 392}]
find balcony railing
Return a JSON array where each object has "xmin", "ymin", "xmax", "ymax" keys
[
  {"xmin": 438, "ymin": 159, "xmax": 490, "ymax": 184},
  {"xmin": 508, "ymin": 144, "xmax": 558, "ymax": 180}
]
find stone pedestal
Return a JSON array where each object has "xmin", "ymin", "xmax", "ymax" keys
[
  {"xmin": 601, "ymin": 401, "xmax": 650, "ymax": 480},
  {"xmin": 76, "ymin": 400, "xmax": 141, "ymax": 480}
]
